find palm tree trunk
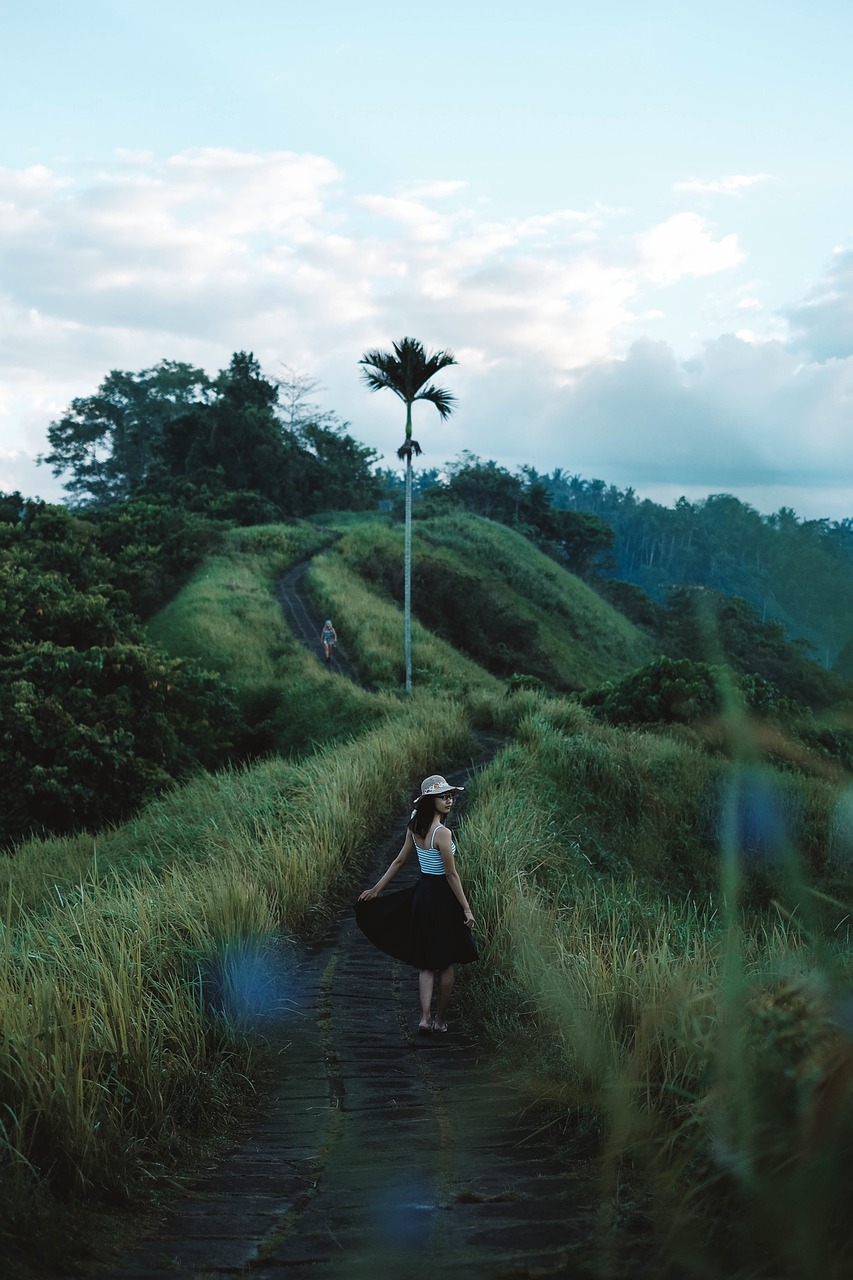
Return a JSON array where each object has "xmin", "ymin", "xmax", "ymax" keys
[
  {"xmin": 404, "ymin": 450, "xmax": 412, "ymax": 691},
  {"xmin": 404, "ymin": 401, "xmax": 413, "ymax": 692}
]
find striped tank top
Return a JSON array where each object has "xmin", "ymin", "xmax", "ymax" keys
[{"xmin": 413, "ymin": 825, "xmax": 456, "ymax": 875}]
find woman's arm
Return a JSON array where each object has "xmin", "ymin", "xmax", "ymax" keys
[
  {"xmin": 358, "ymin": 830, "xmax": 414, "ymax": 901},
  {"xmin": 436, "ymin": 828, "xmax": 475, "ymax": 927}
]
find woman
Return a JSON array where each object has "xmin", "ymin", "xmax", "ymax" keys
[
  {"xmin": 320, "ymin": 619, "xmax": 337, "ymax": 662},
  {"xmin": 355, "ymin": 774, "xmax": 477, "ymax": 1034}
]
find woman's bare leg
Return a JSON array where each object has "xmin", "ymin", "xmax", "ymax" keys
[
  {"xmin": 418, "ymin": 969, "xmax": 435, "ymax": 1030},
  {"xmin": 433, "ymin": 966, "xmax": 454, "ymax": 1030}
]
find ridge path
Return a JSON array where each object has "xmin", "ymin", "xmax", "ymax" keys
[
  {"xmin": 89, "ymin": 750, "xmax": 599, "ymax": 1280},
  {"xmin": 275, "ymin": 560, "xmax": 359, "ymax": 683},
  {"xmin": 84, "ymin": 562, "xmax": 601, "ymax": 1278}
]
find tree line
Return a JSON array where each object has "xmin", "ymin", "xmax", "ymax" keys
[
  {"xmin": 41, "ymin": 352, "xmax": 380, "ymax": 519},
  {"xmin": 537, "ymin": 472, "xmax": 853, "ymax": 667}
]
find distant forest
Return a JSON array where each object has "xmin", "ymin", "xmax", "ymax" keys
[
  {"xmin": 380, "ymin": 456, "xmax": 853, "ymax": 673},
  {"xmin": 542, "ymin": 471, "xmax": 853, "ymax": 663}
]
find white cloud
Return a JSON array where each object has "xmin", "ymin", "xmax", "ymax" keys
[
  {"xmin": 672, "ymin": 173, "xmax": 777, "ymax": 196},
  {"xmin": 356, "ymin": 193, "xmax": 453, "ymax": 242},
  {"xmin": 397, "ymin": 179, "xmax": 467, "ymax": 200},
  {"xmin": 637, "ymin": 213, "xmax": 746, "ymax": 285},
  {"xmin": 1, "ymin": 148, "xmax": 852, "ymax": 519},
  {"xmin": 530, "ymin": 334, "xmax": 853, "ymax": 492}
]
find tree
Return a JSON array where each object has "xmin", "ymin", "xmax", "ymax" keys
[
  {"xmin": 446, "ymin": 455, "xmax": 524, "ymax": 521},
  {"xmin": 162, "ymin": 352, "xmax": 287, "ymax": 497},
  {"xmin": 276, "ymin": 364, "xmax": 339, "ymax": 434},
  {"xmin": 359, "ymin": 337, "xmax": 457, "ymax": 690},
  {"xmin": 41, "ymin": 361, "xmax": 211, "ymax": 504},
  {"xmin": 275, "ymin": 364, "xmax": 381, "ymax": 512}
]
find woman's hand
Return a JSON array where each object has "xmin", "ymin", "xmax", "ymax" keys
[
  {"xmin": 358, "ymin": 887, "xmax": 379, "ymax": 902},
  {"xmin": 464, "ymin": 910, "xmax": 475, "ymax": 928}
]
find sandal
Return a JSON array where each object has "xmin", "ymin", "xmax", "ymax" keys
[{"xmin": 431, "ymin": 1020, "xmax": 448, "ymax": 1033}]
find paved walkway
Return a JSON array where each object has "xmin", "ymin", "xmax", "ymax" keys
[
  {"xmin": 85, "ymin": 565, "xmax": 602, "ymax": 1278},
  {"xmin": 90, "ymin": 762, "xmax": 599, "ymax": 1280}
]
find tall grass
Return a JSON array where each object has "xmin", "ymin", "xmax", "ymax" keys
[
  {"xmin": 306, "ymin": 549, "xmax": 502, "ymax": 695},
  {"xmin": 146, "ymin": 522, "xmax": 328, "ymax": 683},
  {"xmin": 460, "ymin": 698, "xmax": 853, "ymax": 1278},
  {"xmin": 146, "ymin": 521, "xmax": 389, "ymax": 754},
  {"xmin": 0, "ymin": 697, "xmax": 474, "ymax": 1272}
]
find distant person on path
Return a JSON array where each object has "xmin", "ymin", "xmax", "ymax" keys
[
  {"xmin": 320, "ymin": 619, "xmax": 337, "ymax": 662},
  {"xmin": 355, "ymin": 774, "xmax": 477, "ymax": 1033}
]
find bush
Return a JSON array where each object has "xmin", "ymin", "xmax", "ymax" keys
[
  {"xmin": 581, "ymin": 656, "xmax": 805, "ymax": 728},
  {"xmin": 0, "ymin": 642, "xmax": 239, "ymax": 844}
]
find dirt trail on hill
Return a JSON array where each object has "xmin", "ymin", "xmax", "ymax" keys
[{"xmin": 275, "ymin": 559, "xmax": 361, "ymax": 684}]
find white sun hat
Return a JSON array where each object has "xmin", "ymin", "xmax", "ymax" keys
[{"xmin": 415, "ymin": 774, "xmax": 464, "ymax": 802}]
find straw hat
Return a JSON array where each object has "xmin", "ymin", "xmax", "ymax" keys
[{"xmin": 414, "ymin": 774, "xmax": 464, "ymax": 802}]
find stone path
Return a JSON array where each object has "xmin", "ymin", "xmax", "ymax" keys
[
  {"xmin": 84, "ymin": 566, "xmax": 602, "ymax": 1278},
  {"xmin": 89, "ymin": 763, "xmax": 599, "ymax": 1280}
]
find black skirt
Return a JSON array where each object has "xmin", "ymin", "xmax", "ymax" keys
[{"xmin": 354, "ymin": 874, "xmax": 478, "ymax": 970}]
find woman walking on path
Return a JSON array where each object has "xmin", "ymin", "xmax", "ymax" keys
[
  {"xmin": 355, "ymin": 775, "xmax": 477, "ymax": 1033},
  {"xmin": 320, "ymin": 619, "xmax": 337, "ymax": 662}
]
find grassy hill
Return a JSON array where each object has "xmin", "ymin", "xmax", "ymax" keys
[
  {"xmin": 318, "ymin": 513, "xmax": 654, "ymax": 691},
  {"xmin": 149, "ymin": 511, "xmax": 652, "ymax": 700},
  {"xmin": 5, "ymin": 504, "xmax": 853, "ymax": 1279}
]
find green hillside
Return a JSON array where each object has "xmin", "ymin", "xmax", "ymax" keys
[
  {"xmin": 6, "ymin": 501, "xmax": 853, "ymax": 1280},
  {"xmin": 147, "ymin": 511, "xmax": 652, "ymax": 700},
  {"xmin": 323, "ymin": 513, "xmax": 654, "ymax": 691}
]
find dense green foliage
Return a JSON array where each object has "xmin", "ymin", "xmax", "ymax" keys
[
  {"xmin": 580, "ymin": 655, "xmax": 803, "ymax": 730},
  {"xmin": 42, "ymin": 354, "xmax": 381, "ymax": 518},
  {"xmin": 0, "ymin": 500, "xmax": 239, "ymax": 844},
  {"xmin": 590, "ymin": 576, "xmax": 853, "ymax": 718},
  {"xmin": 0, "ymin": 640, "xmax": 237, "ymax": 844},
  {"xmin": 537, "ymin": 474, "xmax": 853, "ymax": 663},
  {"xmin": 660, "ymin": 584, "xmax": 851, "ymax": 709}
]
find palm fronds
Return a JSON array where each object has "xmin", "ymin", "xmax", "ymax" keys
[
  {"xmin": 359, "ymin": 336, "xmax": 457, "ymax": 406},
  {"xmin": 414, "ymin": 384, "xmax": 455, "ymax": 419}
]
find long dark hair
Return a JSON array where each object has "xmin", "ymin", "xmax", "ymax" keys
[{"xmin": 408, "ymin": 792, "xmax": 449, "ymax": 840}]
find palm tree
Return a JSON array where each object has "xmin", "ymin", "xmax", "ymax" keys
[{"xmin": 359, "ymin": 336, "xmax": 457, "ymax": 691}]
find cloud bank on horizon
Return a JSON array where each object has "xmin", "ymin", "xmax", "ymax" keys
[{"xmin": 2, "ymin": 147, "xmax": 852, "ymax": 520}]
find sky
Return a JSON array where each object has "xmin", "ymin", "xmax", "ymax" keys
[{"xmin": 2, "ymin": 0, "xmax": 853, "ymax": 519}]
